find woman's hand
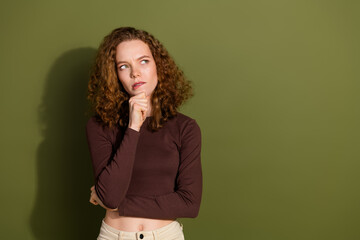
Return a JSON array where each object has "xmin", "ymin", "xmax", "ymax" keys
[
  {"xmin": 128, "ymin": 91, "xmax": 148, "ymax": 131},
  {"xmin": 89, "ymin": 185, "xmax": 99, "ymax": 206},
  {"xmin": 89, "ymin": 185, "xmax": 118, "ymax": 212}
]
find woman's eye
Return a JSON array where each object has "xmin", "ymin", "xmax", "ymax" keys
[
  {"xmin": 118, "ymin": 60, "xmax": 148, "ymax": 70},
  {"xmin": 119, "ymin": 65, "xmax": 127, "ymax": 70}
]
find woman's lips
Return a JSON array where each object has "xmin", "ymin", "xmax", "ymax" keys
[{"xmin": 133, "ymin": 82, "xmax": 145, "ymax": 90}]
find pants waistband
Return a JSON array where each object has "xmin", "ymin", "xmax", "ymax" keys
[{"xmin": 101, "ymin": 219, "xmax": 183, "ymax": 239}]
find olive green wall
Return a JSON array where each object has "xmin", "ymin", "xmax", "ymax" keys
[{"xmin": 1, "ymin": 0, "xmax": 359, "ymax": 239}]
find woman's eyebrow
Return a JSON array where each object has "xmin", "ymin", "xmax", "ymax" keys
[{"xmin": 116, "ymin": 55, "xmax": 151, "ymax": 65}]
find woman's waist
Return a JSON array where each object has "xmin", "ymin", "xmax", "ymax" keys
[{"xmin": 104, "ymin": 210, "xmax": 176, "ymax": 232}]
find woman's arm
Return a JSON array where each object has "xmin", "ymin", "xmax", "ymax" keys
[
  {"xmin": 117, "ymin": 119, "xmax": 202, "ymax": 219},
  {"xmin": 86, "ymin": 117, "xmax": 141, "ymax": 209},
  {"xmin": 89, "ymin": 185, "xmax": 118, "ymax": 211}
]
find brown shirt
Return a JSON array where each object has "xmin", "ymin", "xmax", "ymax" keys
[{"xmin": 85, "ymin": 112, "xmax": 202, "ymax": 219}]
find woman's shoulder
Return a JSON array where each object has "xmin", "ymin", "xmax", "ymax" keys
[
  {"xmin": 86, "ymin": 115, "xmax": 103, "ymax": 130},
  {"xmin": 86, "ymin": 116, "xmax": 98, "ymax": 129},
  {"xmin": 171, "ymin": 112, "xmax": 201, "ymax": 148},
  {"xmin": 173, "ymin": 112, "xmax": 201, "ymax": 132},
  {"xmin": 86, "ymin": 115, "xmax": 115, "ymax": 138},
  {"xmin": 173, "ymin": 111, "xmax": 194, "ymax": 123}
]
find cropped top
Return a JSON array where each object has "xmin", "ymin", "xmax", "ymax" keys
[{"xmin": 85, "ymin": 112, "xmax": 202, "ymax": 219}]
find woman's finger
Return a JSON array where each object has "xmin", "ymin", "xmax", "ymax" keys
[
  {"xmin": 89, "ymin": 196, "xmax": 99, "ymax": 205},
  {"xmin": 130, "ymin": 98, "xmax": 147, "ymax": 103},
  {"xmin": 133, "ymin": 103, "xmax": 148, "ymax": 111},
  {"xmin": 132, "ymin": 102, "xmax": 148, "ymax": 108}
]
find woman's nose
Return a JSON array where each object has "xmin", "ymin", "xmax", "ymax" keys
[{"xmin": 131, "ymin": 67, "xmax": 141, "ymax": 78}]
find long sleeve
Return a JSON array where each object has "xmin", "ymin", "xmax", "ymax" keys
[
  {"xmin": 85, "ymin": 117, "xmax": 141, "ymax": 209},
  {"xmin": 117, "ymin": 119, "xmax": 202, "ymax": 219}
]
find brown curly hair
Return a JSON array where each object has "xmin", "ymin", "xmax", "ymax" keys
[{"xmin": 86, "ymin": 26, "xmax": 194, "ymax": 131}]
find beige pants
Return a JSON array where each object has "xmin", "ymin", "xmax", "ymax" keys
[{"xmin": 97, "ymin": 219, "xmax": 185, "ymax": 240}]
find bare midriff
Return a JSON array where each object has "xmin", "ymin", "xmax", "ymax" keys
[{"xmin": 104, "ymin": 210, "xmax": 176, "ymax": 232}]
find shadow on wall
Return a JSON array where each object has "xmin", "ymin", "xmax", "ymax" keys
[{"xmin": 29, "ymin": 48, "xmax": 105, "ymax": 239}]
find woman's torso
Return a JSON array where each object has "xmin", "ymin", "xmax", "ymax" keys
[
  {"xmin": 92, "ymin": 113, "xmax": 195, "ymax": 231},
  {"xmin": 104, "ymin": 210, "xmax": 176, "ymax": 231}
]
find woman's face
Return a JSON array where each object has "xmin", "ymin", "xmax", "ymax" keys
[{"xmin": 115, "ymin": 39, "xmax": 158, "ymax": 97}]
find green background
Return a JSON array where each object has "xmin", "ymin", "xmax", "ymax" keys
[{"xmin": 1, "ymin": 0, "xmax": 359, "ymax": 239}]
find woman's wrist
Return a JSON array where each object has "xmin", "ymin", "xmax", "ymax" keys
[{"xmin": 128, "ymin": 125, "xmax": 140, "ymax": 132}]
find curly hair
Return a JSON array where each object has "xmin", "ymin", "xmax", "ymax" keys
[{"xmin": 86, "ymin": 26, "xmax": 194, "ymax": 131}]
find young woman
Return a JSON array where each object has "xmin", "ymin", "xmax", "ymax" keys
[{"xmin": 85, "ymin": 27, "xmax": 202, "ymax": 240}]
